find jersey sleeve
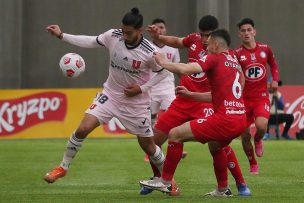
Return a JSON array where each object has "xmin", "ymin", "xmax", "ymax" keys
[
  {"xmin": 182, "ymin": 33, "xmax": 199, "ymax": 48},
  {"xmin": 196, "ymin": 54, "xmax": 216, "ymax": 72},
  {"xmin": 267, "ymin": 46, "xmax": 279, "ymax": 82},
  {"xmin": 96, "ymin": 29, "xmax": 121, "ymax": 49}
]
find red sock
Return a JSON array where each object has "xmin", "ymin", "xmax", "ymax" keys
[
  {"xmin": 161, "ymin": 141, "xmax": 183, "ymax": 181},
  {"xmin": 224, "ymin": 146, "xmax": 245, "ymax": 186},
  {"xmin": 149, "ymin": 161, "xmax": 161, "ymax": 177},
  {"xmin": 244, "ymin": 147, "xmax": 257, "ymax": 165},
  {"xmin": 211, "ymin": 148, "xmax": 228, "ymax": 189}
]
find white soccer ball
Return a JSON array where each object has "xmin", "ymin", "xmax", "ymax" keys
[{"xmin": 59, "ymin": 53, "xmax": 85, "ymax": 78}]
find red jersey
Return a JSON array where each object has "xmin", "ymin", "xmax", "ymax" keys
[
  {"xmin": 197, "ymin": 52, "xmax": 246, "ymax": 115},
  {"xmin": 234, "ymin": 42, "xmax": 279, "ymax": 101},
  {"xmin": 171, "ymin": 33, "xmax": 211, "ymax": 110}
]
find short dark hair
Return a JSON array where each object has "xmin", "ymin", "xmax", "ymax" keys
[
  {"xmin": 210, "ymin": 29, "xmax": 231, "ymax": 46},
  {"xmin": 237, "ymin": 18, "xmax": 255, "ymax": 29},
  {"xmin": 152, "ymin": 18, "xmax": 166, "ymax": 25},
  {"xmin": 198, "ymin": 15, "xmax": 218, "ymax": 32},
  {"xmin": 122, "ymin": 8, "xmax": 143, "ymax": 29}
]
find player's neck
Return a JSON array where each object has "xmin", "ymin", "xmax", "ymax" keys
[
  {"xmin": 153, "ymin": 40, "xmax": 165, "ymax": 48},
  {"xmin": 242, "ymin": 41, "xmax": 256, "ymax": 49}
]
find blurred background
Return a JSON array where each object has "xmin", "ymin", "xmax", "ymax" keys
[{"xmin": 1, "ymin": 0, "xmax": 303, "ymax": 89}]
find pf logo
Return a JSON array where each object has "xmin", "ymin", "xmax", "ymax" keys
[
  {"xmin": 188, "ymin": 72, "xmax": 207, "ymax": 82},
  {"xmin": 244, "ymin": 63, "xmax": 266, "ymax": 81}
]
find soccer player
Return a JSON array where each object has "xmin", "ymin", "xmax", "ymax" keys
[
  {"xmin": 234, "ymin": 18, "xmax": 279, "ymax": 174},
  {"xmin": 140, "ymin": 29, "xmax": 250, "ymax": 197},
  {"xmin": 143, "ymin": 18, "xmax": 180, "ymax": 162},
  {"xmin": 141, "ymin": 15, "xmax": 250, "ymax": 196},
  {"xmin": 43, "ymin": 8, "xmax": 168, "ymax": 186}
]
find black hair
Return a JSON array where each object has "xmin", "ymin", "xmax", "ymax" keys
[
  {"xmin": 122, "ymin": 8, "xmax": 143, "ymax": 29},
  {"xmin": 210, "ymin": 29, "xmax": 231, "ymax": 46},
  {"xmin": 198, "ymin": 15, "xmax": 218, "ymax": 32},
  {"xmin": 237, "ymin": 18, "xmax": 255, "ymax": 28},
  {"xmin": 152, "ymin": 18, "xmax": 166, "ymax": 25}
]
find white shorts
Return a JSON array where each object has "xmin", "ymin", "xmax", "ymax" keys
[
  {"xmin": 150, "ymin": 93, "xmax": 175, "ymax": 115},
  {"xmin": 85, "ymin": 92, "xmax": 153, "ymax": 137}
]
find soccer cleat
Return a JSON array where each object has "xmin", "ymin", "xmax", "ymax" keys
[
  {"xmin": 43, "ymin": 166, "xmax": 67, "ymax": 183},
  {"xmin": 168, "ymin": 179, "xmax": 180, "ymax": 196},
  {"xmin": 140, "ymin": 186, "xmax": 154, "ymax": 195},
  {"xmin": 254, "ymin": 140, "xmax": 264, "ymax": 157},
  {"xmin": 181, "ymin": 151, "xmax": 188, "ymax": 159},
  {"xmin": 250, "ymin": 164, "xmax": 259, "ymax": 175},
  {"xmin": 139, "ymin": 178, "xmax": 179, "ymax": 196},
  {"xmin": 204, "ymin": 188, "xmax": 233, "ymax": 197},
  {"xmin": 139, "ymin": 177, "xmax": 158, "ymax": 195},
  {"xmin": 144, "ymin": 154, "xmax": 149, "ymax": 162},
  {"xmin": 237, "ymin": 183, "xmax": 251, "ymax": 196}
]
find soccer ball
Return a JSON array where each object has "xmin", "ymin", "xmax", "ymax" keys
[{"xmin": 59, "ymin": 53, "xmax": 85, "ymax": 78}]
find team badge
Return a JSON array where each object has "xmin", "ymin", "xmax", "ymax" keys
[
  {"xmin": 199, "ymin": 50, "xmax": 206, "ymax": 58},
  {"xmin": 132, "ymin": 60, "xmax": 141, "ymax": 69},
  {"xmin": 260, "ymin": 51, "xmax": 266, "ymax": 58},
  {"xmin": 244, "ymin": 63, "xmax": 266, "ymax": 81},
  {"xmin": 250, "ymin": 53, "xmax": 256, "ymax": 61},
  {"xmin": 167, "ymin": 53, "xmax": 172, "ymax": 60}
]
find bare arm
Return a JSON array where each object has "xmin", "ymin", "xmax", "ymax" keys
[
  {"xmin": 153, "ymin": 52, "xmax": 202, "ymax": 75},
  {"xmin": 175, "ymin": 86, "xmax": 212, "ymax": 102},
  {"xmin": 147, "ymin": 25, "xmax": 185, "ymax": 49}
]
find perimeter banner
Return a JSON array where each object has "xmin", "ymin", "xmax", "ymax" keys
[{"xmin": 0, "ymin": 88, "xmax": 133, "ymax": 139}]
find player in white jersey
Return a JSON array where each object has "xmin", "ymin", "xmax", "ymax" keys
[
  {"xmin": 149, "ymin": 18, "xmax": 180, "ymax": 129},
  {"xmin": 43, "ymin": 8, "xmax": 168, "ymax": 187}
]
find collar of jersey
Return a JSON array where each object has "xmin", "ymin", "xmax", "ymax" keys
[{"xmin": 125, "ymin": 35, "xmax": 144, "ymax": 50}]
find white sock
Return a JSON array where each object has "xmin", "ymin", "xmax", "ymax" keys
[
  {"xmin": 60, "ymin": 133, "xmax": 84, "ymax": 170},
  {"xmin": 149, "ymin": 145, "xmax": 165, "ymax": 174}
]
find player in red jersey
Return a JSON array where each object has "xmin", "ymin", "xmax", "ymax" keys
[
  {"xmin": 140, "ymin": 29, "xmax": 250, "ymax": 197},
  {"xmin": 141, "ymin": 16, "xmax": 250, "ymax": 197},
  {"xmin": 234, "ymin": 18, "xmax": 279, "ymax": 175}
]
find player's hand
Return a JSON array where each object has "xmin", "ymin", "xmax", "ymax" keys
[
  {"xmin": 124, "ymin": 85, "xmax": 142, "ymax": 97},
  {"xmin": 270, "ymin": 81, "xmax": 278, "ymax": 92},
  {"xmin": 175, "ymin": 86, "xmax": 192, "ymax": 97},
  {"xmin": 46, "ymin": 25, "xmax": 63, "ymax": 39},
  {"xmin": 153, "ymin": 52, "xmax": 166, "ymax": 66},
  {"xmin": 146, "ymin": 25, "xmax": 160, "ymax": 40}
]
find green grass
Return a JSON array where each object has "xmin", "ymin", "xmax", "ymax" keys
[{"xmin": 0, "ymin": 138, "xmax": 303, "ymax": 202}]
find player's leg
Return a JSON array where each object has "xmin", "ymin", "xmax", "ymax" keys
[
  {"xmin": 241, "ymin": 128, "xmax": 258, "ymax": 174},
  {"xmin": 44, "ymin": 113, "xmax": 100, "ymax": 183},
  {"xmin": 253, "ymin": 116, "xmax": 268, "ymax": 157},
  {"xmin": 140, "ymin": 122, "xmax": 194, "ymax": 193}
]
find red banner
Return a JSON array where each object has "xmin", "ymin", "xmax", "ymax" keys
[{"xmin": 279, "ymin": 85, "xmax": 304, "ymax": 137}]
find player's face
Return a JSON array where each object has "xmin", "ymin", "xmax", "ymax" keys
[
  {"xmin": 238, "ymin": 24, "xmax": 256, "ymax": 43},
  {"xmin": 121, "ymin": 25, "xmax": 143, "ymax": 46},
  {"xmin": 200, "ymin": 31, "xmax": 212, "ymax": 48},
  {"xmin": 153, "ymin": 22, "xmax": 167, "ymax": 35}
]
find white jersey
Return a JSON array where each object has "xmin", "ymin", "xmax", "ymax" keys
[
  {"xmin": 151, "ymin": 43, "xmax": 180, "ymax": 95},
  {"xmin": 96, "ymin": 29, "xmax": 162, "ymax": 106}
]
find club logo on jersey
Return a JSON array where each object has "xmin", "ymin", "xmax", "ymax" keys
[
  {"xmin": 260, "ymin": 51, "xmax": 266, "ymax": 58},
  {"xmin": 244, "ymin": 63, "xmax": 266, "ymax": 81},
  {"xmin": 250, "ymin": 53, "xmax": 256, "ymax": 61},
  {"xmin": 132, "ymin": 60, "xmax": 141, "ymax": 69},
  {"xmin": 240, "ymin": 55, "xmax": 247, "ymax": 61},
  {"xmin": 166, "ymin": 53, "xmax": 172, "ymax": 60},
  {"xmin": 190, "ymin": 44, "xmax": 196, "ymax": 51}
]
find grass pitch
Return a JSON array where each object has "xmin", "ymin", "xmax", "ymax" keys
[{"xmin": 0, "ymin": 138, "xmax": 303, "ymax": 202}]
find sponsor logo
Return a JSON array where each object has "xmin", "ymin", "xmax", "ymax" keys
[
  {"xmin": 244, "ymin": 63, "xmax": 266, "ymax": 81},
  {"xmin": 0, "ymin": 92, "xmax": 67, "ymax": 136},
  {"xmin": 285, "ymin": 95, "xmax": 304, "ymax": 130},
  {"xmin": 240, "ymin": 55, "xmax": 247, "ymax": 61}
]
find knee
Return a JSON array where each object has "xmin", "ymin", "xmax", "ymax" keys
[
  {"xmin": 255, "ymin": 121, "xmax": 268, "ymax": 132},
  {"xmin": 168, "ymin": 128, "xmax": 182, "ymax": 143}
]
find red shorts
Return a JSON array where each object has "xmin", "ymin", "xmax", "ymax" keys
[
  {"xmin": 190, "ymin": 113, "xmax": 247, "ymax": 147},
  {"xmin": 155, "ymin": 100, "xmax": 213, "ymax": 135},
  {"xmin": 245, "ymin": 98, "xmax": 270, "ymax": 127}
]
